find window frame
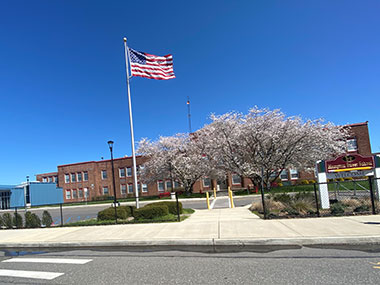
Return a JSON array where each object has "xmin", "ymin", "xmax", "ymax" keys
[
  {"xmin": 119, "ymin": 168, "xmax": 126, "ymax": 178},
  {"xmin": 157, "ymin": 181, "xmax": 165, "ymax": 192},
  {"xmin": 231, "ymin": 174, "xmax": 241, "ymax": 185}
]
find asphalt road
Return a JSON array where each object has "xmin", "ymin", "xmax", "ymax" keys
[
  {"xmin": 1, "ymin": 247, "xmax": 380, "ymax": 284},
  {"xmin": 8, "ymin": 196, "xmax": 258, "ymax": 225}
]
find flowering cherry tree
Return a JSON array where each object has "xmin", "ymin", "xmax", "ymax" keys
[
  {"xmin": 198, "ymin": 107, "xmax": 349, "ymax": 189},
  {"xmin": 137, "ymin": 134, "xmax": 223, "ymax": 193}
]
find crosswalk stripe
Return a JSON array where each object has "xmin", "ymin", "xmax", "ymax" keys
[
  {"xmin": 2, "ymin": 258, "xmax": 92, "ymax": 264},
  {"xmin": 0, "ymin": 269, "xmax": 64, "ymax": 280}
]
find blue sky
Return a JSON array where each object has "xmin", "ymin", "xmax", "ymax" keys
[{"xmin": 1, "ymin": 0, "xmax": 379, "ymax": 184}]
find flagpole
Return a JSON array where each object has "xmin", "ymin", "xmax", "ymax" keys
[{"xmin": 123, "ymin": 37, "xmax": 140, "ymax": 209}]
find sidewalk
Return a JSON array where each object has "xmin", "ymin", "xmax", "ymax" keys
[{"xmin": 1, "ymin": 206, "xmax": 380, "ymax": 252}]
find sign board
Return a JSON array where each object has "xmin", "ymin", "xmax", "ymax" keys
[
  {"xmin": 326, "ymin": 169, "xmax": 374, "ymax": 179},
  {"xmin": 325, "ymin": 154, "xmax": 375, "ymax": 173}
]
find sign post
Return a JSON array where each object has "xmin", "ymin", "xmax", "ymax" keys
[{"xmin": 316, "ymin": 154, "xmax": 379, "ymax": 209}]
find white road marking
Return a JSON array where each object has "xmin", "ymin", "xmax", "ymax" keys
[
  {"xmin": 210, "ymin": 198, "xmax": 217, "ymax": 209},
  {"xmin": 0, "ymin": 269, "xmax": 64, "ymax": 280},
  {"xmin": 2, "ymin": 258, "xmax": 92, "ymax": 264}
]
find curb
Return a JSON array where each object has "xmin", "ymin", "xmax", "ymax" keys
[{"xmin": 1, "ymin": 236, "xmax": 380, "ymax": 253}]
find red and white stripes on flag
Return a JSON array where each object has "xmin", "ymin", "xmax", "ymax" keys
[{"xmin": 128, "ymin": 48, "xmax": 175, "ymax": 80}]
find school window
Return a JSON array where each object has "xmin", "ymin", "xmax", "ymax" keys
[
  {"xmin": 65, "ymin": 174, "xmax": 70, "ymax": 183},
  {"xmin": 128, "ymin": 183, "xmax": 134, "ymax": 194},
  {"xmin": 102, "ymin": 186, "xmax": 109, "ymax": 195},
  {"xmin": 126, "ymin": 167, "xmax": 132, "ymax": 177},
  {"xmin": 119, "ymin": 168, "xmax": 126, "ymax": 178},
  {"xmin": 121, "ymin": 184, "xmax": 126, "ymax": 195},
  {"xmin": 101, "ymin": 170, "xmax": 107, "ymax": 180},
  {"xmin": 48, "ymin": 177, "xmax": 53, "ymax": 183},
  {"xmin": 43, "ymin": 177, "xmax": 47, "ymax": 182},
  {"xmin": 77, "ymin": 172, "xmax": 82, "ymax": 182},
  {"xmin": 280, "ymin": 170, "xmax": 288, "ymax": 180},
  {"xmin": 165, "ymin": 181, "xmax": 173, "ymax": 190},
  {"xmin": 71, "ymin": 173, "xmax": 76, "ymax": 182},
  {"xmin": 137, "ymin": 183, "xmax": 141, "ymax": 192},
  {"xmin": 53, "ymin": 176, "xmax": 58, "ymax": 183},
  {"xmin": 83, "ymin": 172, "xmax": 88, "ymax": 181},
  {"xmin": 157, "ymin": 181, "xmax": 165, "ymax": 192},
  {"xmin": 78, "ymin": 189, "xmax": 83, "ymax": 198},
  {"xmin": 203, "ymin": 177, "xmax": 211, "ymax": 187},
  {"xmin": 65, "ymin": 190, "xmax": 71, "ymax": 199},
  {"xmin": 347, "ymin": 138, "xmax": 358, "ymax": 152},
  {"xmin": 290, "ymin": 169, "xmax": 299, "ymax": 180},
  {"xmin": 232, "ymin": 174, "xmax": 241, "ymax": 185},
  {"xmin": 174, "ymin": 181, "xmax": 180, "ymax": 189},
  {"xmin": 72, "ymin": 189, "xmax": 77, "ymax": 199},
  {"xmin": 142, "ymin": 183, "xmax": 148, "ymax": 193}
]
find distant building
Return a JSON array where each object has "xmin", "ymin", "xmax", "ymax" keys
[
  {"xmin": 36, "ymin": 122, "xmax": 373, "ymax": 199},
  {"xmin": 0, "ymin": 182, "xmax": 63, "ymax": 210}
]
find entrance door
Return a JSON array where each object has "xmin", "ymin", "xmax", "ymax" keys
[{"xmin": 217, "ymin": 179, "xmax": 228, "ymax": 191}]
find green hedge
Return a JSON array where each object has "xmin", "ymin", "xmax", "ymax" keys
[
  {"xmin": 120, "ymin": 206, "xmax": 137, "ymax": 217},
  {"xmin": 151, "ymin": 201, "xmax": 182, "ymax": 215},
  {"xmin": 25, "ymin": 212, "xmax": 41, "ymax": 228},
  {"xmin": 97, "ymin": 207, "xmax": 127, "ymax": 221},
  {"xmin": 134, "ymin": 204, "xmax": 169, "ymax": 220},
  {"xmin": 2, "ymin": 213, "xmax": 13, "ymax": 229},
  {"xmin": 42, "ymin": 211, "xmax": 53, "ymax": 227},
  {"xmin": 13, "ymin": 213, "xmax": 23, "ymax": 228}
]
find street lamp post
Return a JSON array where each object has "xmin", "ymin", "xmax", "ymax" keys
[{"xmin": 108, "ymin": 140, "xmax": 118, "ymax": 223}]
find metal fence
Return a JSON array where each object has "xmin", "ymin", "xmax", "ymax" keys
[
  {"xmin": 0, "ymin": 192, "xmax": 182, "ymax": 229},
  {"xmin": 253, "ymin": 176, "xmax": 380, "ymax": 219}
]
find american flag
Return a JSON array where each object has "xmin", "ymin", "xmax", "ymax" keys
[{"xmin": 128, "ymin": 48, "xmax": 175, "ymax": 80}]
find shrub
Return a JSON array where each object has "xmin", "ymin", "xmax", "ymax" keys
[
  {"xmin": 2, "ymin": 213, "xmax": 13, "ymax": 229},
  {"xmin": 134, "ymin": 204, "xmax": 169, "ymax": 220},
  {"xmin": 249, "ymin": 199, "xmax": 285, "ymax": 213},
  {"xmin": 335, "ymin": 178, "xmax": 344, "ymax": 182},
  {"xmin": 344, "ymin": 177, "xmax": 353, "ymax": 181},
  {"xmin": 92, "ymin": 195, "xmax": 113, "ymax": 201},
  {"xmin": 354, "ymin": 204, "xmax": 370, "ymax": 213},
  {"xmin": 308, "ymin": 180, "xmax": 316, "ymax": 184},
  {"xmin": 13, "ymin": 212, "xmax": 23, "ymax": 228},
  {"xmin": 151, "ymin": 201, "xmax": 183, "ymax": 215},
  {"xmin": 341, "ymin": 198, "xmax": 361, "ymax": 209},
  {"xmin": 25, "ymin": 212, "xmax": 41, "ymax": 228},
  {"xmin": 331, "ymin": 202, "xmax": 345, "ymax": 216},
  {"xmin": 301, "ymin": 180, "xmax": 309, "ymax": 185},
  {"xmin": 292, "ymin": 201, "xmax": 312, "ymax": 215},
  {"xmin": 284, "ymin": 207, "xmax": 300, "ymax": 216},
  {"xmin": 249, "ymin": 201, "xmax": 263, "ymax": 212},
  {"xmin": 0, "ymin": 215, "xmax": 3, "ymax": 228},
  {"xmin": 42, "ymin": 211, "xmax": 53, "ymax": 227},
  {"xmin": 278, "ymin": 183, "xmax": 283, "ymax": 187},
  {"xmin": 97, "ymin": 207, "xmax": 127, "ymax": 221},
  {"xmin": 120, "ymin": 206, "xmax": 137, "ymax": 217},
  {"xmin": 273, "ymin": 193, "xmax": 292, "ymax": 205}
]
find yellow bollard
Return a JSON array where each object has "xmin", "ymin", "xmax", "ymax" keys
[
  {"xmin": 206, "ymin": 192, "xmax": 210, "ymax": 210},
  {"xmin": 229, "ymin": 188, "xmax": 234, "ymax": 208},
  {"xmin": 213, "ymin": 188, "xmax": 217, "ymax": 199}
]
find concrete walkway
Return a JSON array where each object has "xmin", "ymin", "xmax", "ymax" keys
[{"xmin": 1, "ymin": 206, "xmax": 380, "ymax": 251}]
